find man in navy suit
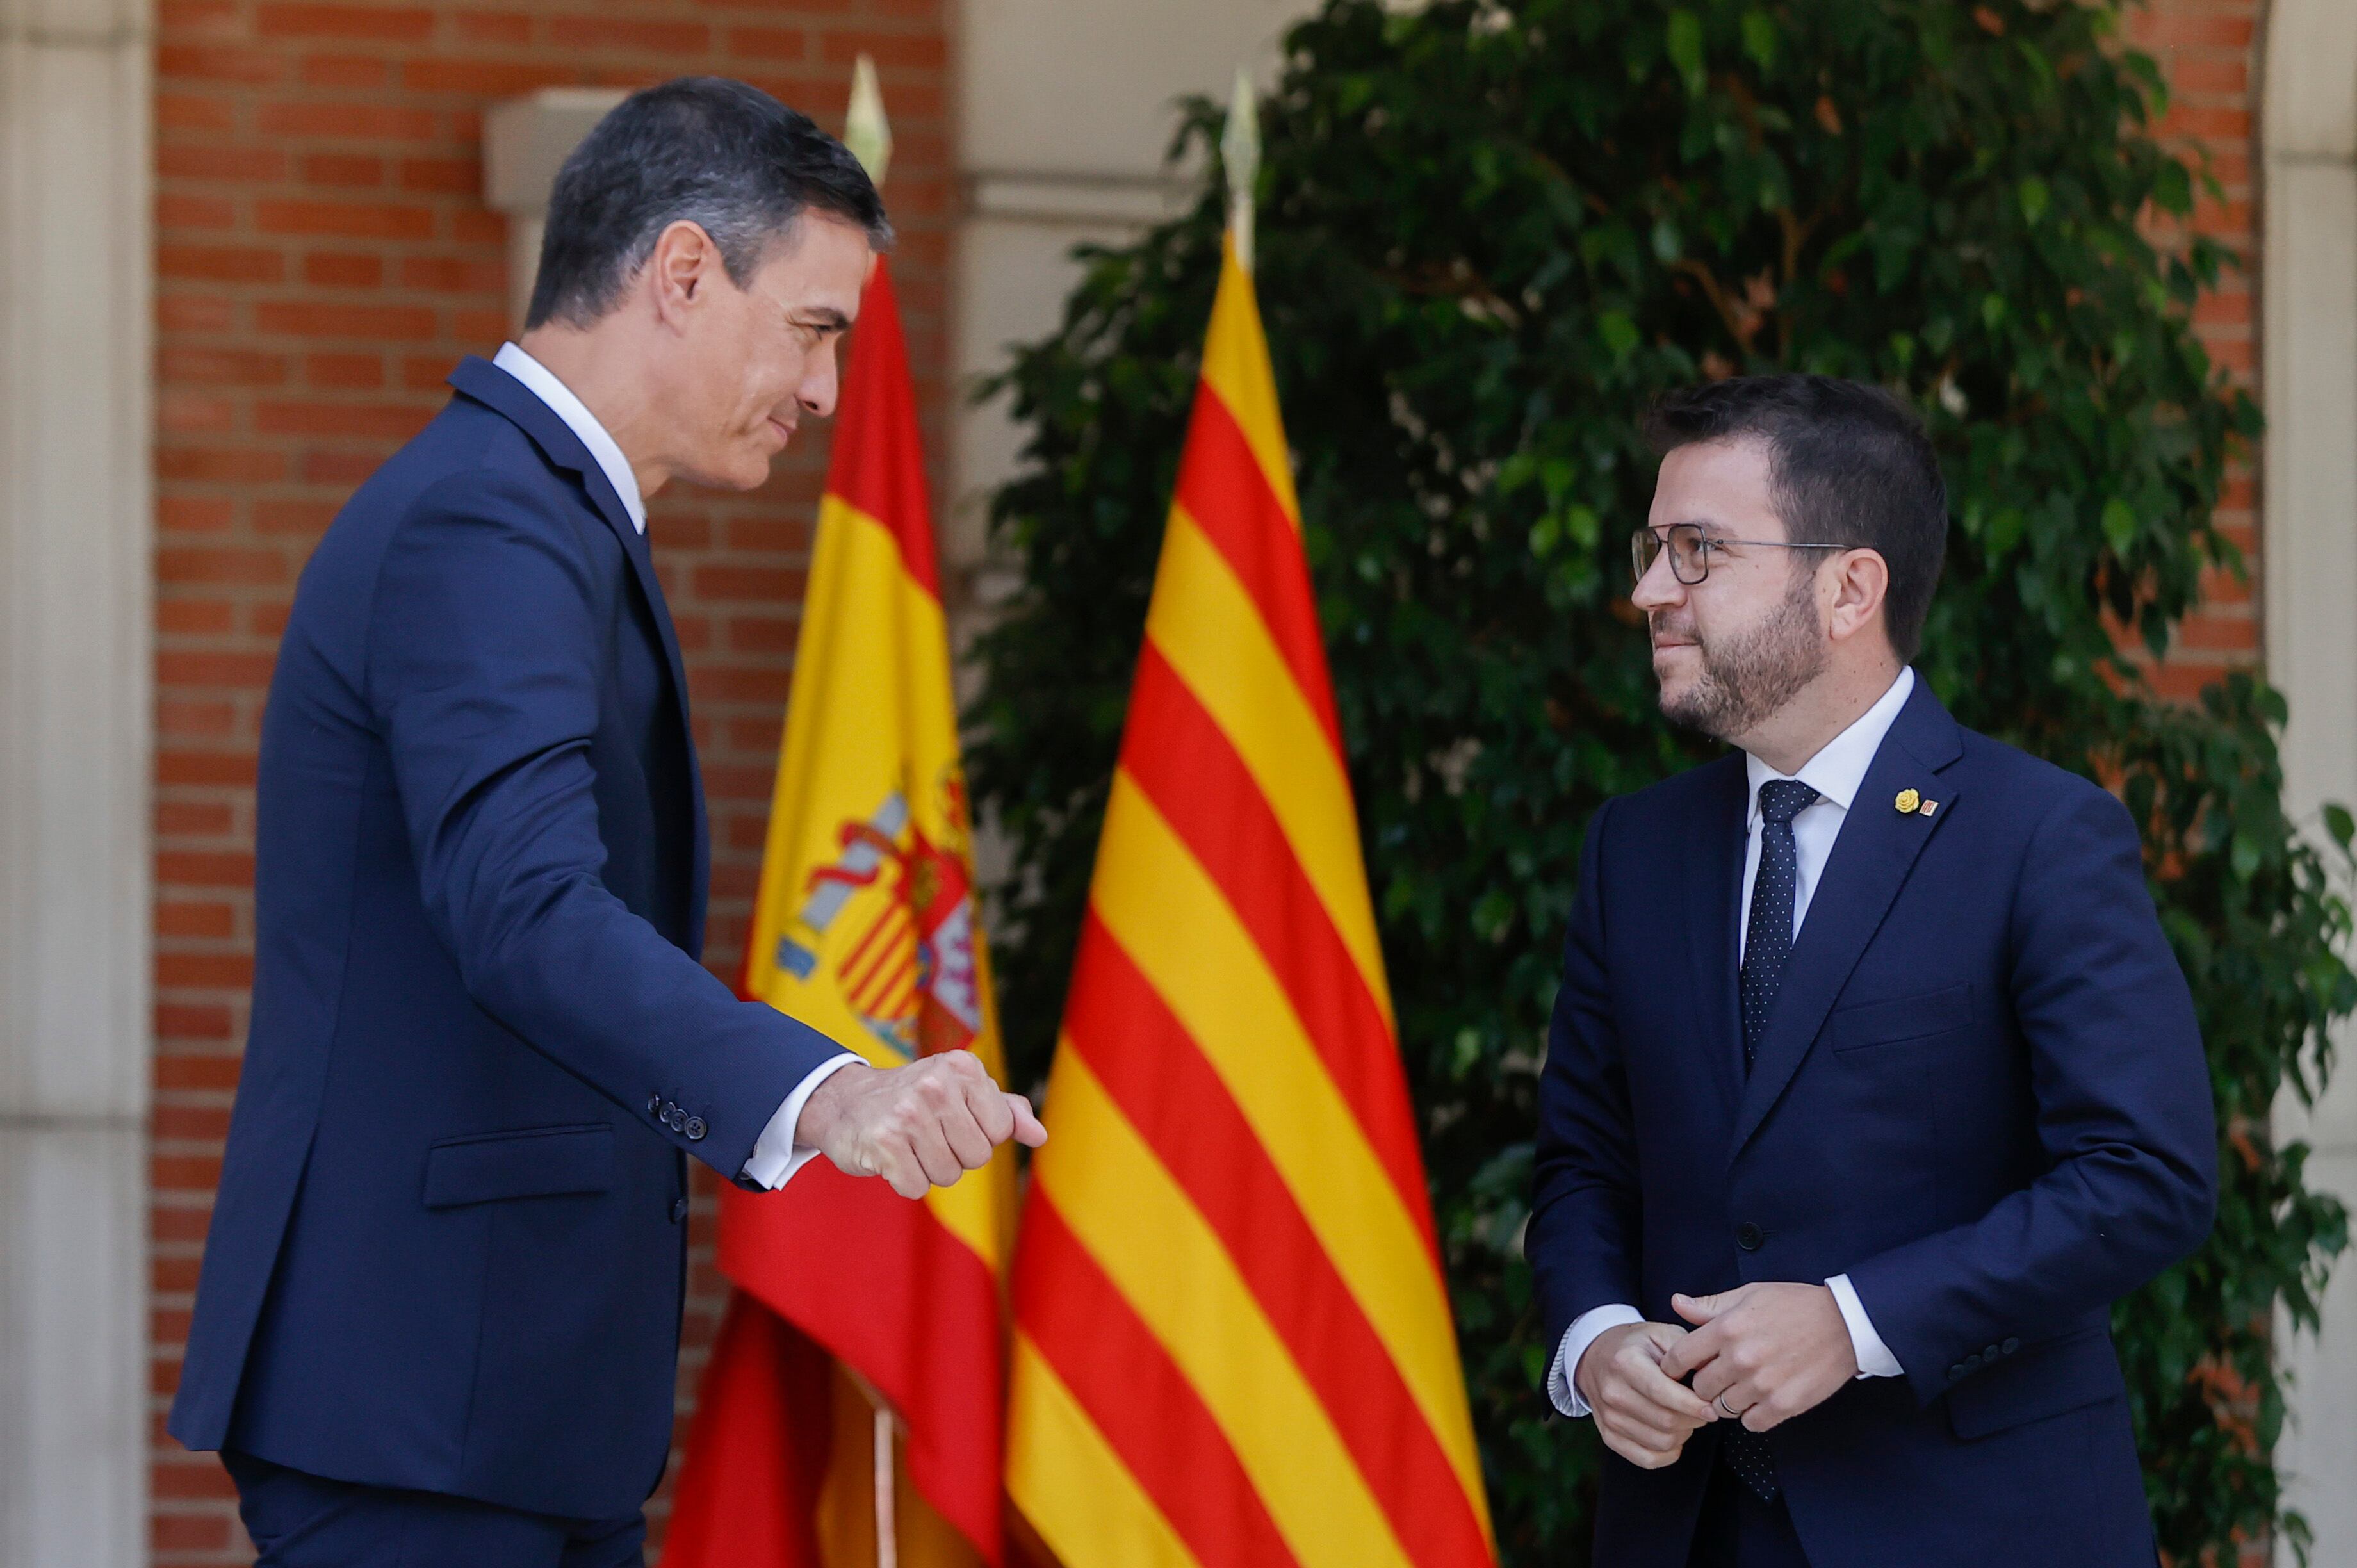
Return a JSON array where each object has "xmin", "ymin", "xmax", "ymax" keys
[
  {"xmin": 1528, "ymin": 375, "xmax": 2215, "ymax": 1566},
  {"xmin": 169, "ymin": 79, "xmax": 1043, "ymax": 1565}
]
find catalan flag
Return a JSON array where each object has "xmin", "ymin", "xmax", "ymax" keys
[
  {"xmin": 1002, "ymin": 100, "xmax": 1496, "ymax": 1568},
  {"xmin": 665, "ymin": 245, "xmax": 1013, "ymax": 1567}
]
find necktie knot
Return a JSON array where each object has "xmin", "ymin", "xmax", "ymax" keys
[{"xmin": 1758, "ymin": 778, "xmax": 1818, "ymax": 828}]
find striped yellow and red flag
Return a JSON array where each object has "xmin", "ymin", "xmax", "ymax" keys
[
  {"xmin": 1002, "ymin": 230, "xmax": 1496, "ymax": 1568},
  {"xmin": 665, "ymin": 254, "xmax": 1012, "ymax": 1568}
]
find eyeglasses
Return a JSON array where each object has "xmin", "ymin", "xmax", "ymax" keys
[{"xmin": 1631, "ymin": 523, "xmax": 1847, "ymax": 587}]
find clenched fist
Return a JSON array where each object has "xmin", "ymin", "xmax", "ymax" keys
[{"xmin": 795, "ymin": 1051, "xmax": 1046, "ymax": 1198}]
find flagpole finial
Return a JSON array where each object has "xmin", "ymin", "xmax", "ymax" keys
[
  {"xmin": 1221, "ymin": 66, "xmax": 1260, "ymax": 273},
  {"xmin": 845, "ymin": 53, "xmax": 893, "ymax": 189}
]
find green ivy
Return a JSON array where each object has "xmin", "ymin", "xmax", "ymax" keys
[{"xmin": 964, "ymin": 1, "xmax": 2354, "ymax": 1560}]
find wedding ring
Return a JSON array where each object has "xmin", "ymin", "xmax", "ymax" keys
[{"xmin": 1715, "ymin": 1394, "xmax": 1741, "ymax": 1419}]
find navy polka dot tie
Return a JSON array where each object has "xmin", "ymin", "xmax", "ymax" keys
[
  {"xmin": 1741, "ymin": 779, "xmax": 1819, "ymax": 1077},
  {"xmin": 1723, "ymin": 777, "xmax": 1818, "ymax": 1503}
]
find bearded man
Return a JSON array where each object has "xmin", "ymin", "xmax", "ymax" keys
[{"xmin": 1526, "ymin": 375, "xmax": 2215, "ymax": 1567}]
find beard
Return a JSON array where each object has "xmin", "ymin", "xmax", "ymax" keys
[{"xmin": 1652, "ymin": 575, "xmax": 1826, "ymax": 740}]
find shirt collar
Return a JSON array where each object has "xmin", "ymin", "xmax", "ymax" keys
[
  {"xmin": 491, "ymin": 341, "xmax": 646, "ymax": 534},
  {"xmin": 1744, "ymin": 666, "xmax": 1916, "ymax": 823}
]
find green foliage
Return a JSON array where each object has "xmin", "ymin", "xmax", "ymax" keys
[{"xmin": 963, "ymin": 0, "xmax": 2354, "ymax": 1559}]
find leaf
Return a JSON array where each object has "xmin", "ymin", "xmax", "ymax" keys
[
  {"xmin": 1667, "ymin": 9, "xmax": 1706, "ymax": 97},
  {"xmin": 2019, "ymin": 176, "xmax": 2050, "ymax": 224},
  {"xmin": 1740, "ymin": 10, "xmax": 1778, "ymax": 72},
  {"xmin": 2102, "ymin": 496, "xmax": 2139, "ymax": 555}
]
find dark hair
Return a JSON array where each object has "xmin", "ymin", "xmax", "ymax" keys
[
  {"xmin": 1643, "ymin": 374, "xmax": 1949, "ymax": 662},
  {"xmin": 526, "ymin": 76, "xmax": 893, "ymax": 331}
]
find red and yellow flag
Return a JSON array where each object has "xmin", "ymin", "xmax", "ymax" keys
[
  {"xmin": 668, "ymin": 259, "xmax": 1012, "ymax": 1568},
  {"xmin": 1003, "ymin": 239, "xmax": 1496, "ymax": 1568}
]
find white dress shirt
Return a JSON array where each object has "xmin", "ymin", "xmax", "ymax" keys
[
  {"xmin": 1546, "ymin": 667, "xmax": 1916, "ymax": 1417},
  {"xmin": 493, "ymin": 343, "xmax": 862, "ymax": 1191}
]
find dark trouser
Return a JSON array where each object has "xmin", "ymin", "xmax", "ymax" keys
[
  {"xmin": 1686, "ymin": 1453, "xmax": 1813, "ymax": 1568},
  {"xmin": 224, "ymin": 1452, "xmax": 646, "ymax": 1568}
]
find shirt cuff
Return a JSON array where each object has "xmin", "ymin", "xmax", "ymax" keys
[
  {"xmin": 1546, "ymin": 1303, "xmax": 1646, "ymax": 1417},
  {"xmin": 1826, "ymin": 1273, "xmax": 1904, "ymax": 1378},
  {"xmin": 738, "ymin": 1054, "xmax": 865, "ymax": 1191}
]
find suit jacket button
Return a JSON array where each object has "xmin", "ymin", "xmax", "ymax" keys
[
  {"xmin": 1735, "ymin": 1222, "xmax": 1764, "ymax": 1251},
  {"xmin": 1948, "ymin": 1363, "xmax": 1966, "ymax": 1379},
  {"xmin": 667, "ymin": 1107, "xmax": 686, "ymax": 1132},
  {"xmin": 684, "ymin": 1116, "xmax": 708, "ymax": 1142},
  {"xmin": 670, "ymin": 1195, "xmax": 689, "ymax": 1224},
  {"xmin": 648, "ymin": 1092, "xmax": 663, "ymax": 1116},
  {"xmin": 1984, "ymin": 1344, "xmax": 2002, "ymax": 1362},
  {"xmin": 2002, "ymin": 1337, "xmax": 2019, "ymax": 1355}
]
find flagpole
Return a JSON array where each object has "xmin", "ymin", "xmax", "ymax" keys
[
  {"xmin": 841, "ymin": 54, "xmax": 902, "ymax": 1568},
  {"xmin": 1222, "ymin": 66, "xmax": 1259, "ymax": 272}
]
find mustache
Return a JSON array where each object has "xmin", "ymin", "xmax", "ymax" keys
[{"xmin": 1649, "ymin": 612, "xmax": 1699, "ymax": 644}]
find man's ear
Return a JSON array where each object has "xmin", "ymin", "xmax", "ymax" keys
[
  {"xmin": 1825, "ymin": 548, "xmax": 1891, "ymax": 647},
  {"xmin": 646, "ymin": 220, "xmax": 719, "ymax": 327}
]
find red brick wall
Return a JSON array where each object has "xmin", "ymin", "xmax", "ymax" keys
[
  {"xmin": 147, "ymin": 3, "xmax": 950, "ymax": 1561},
  {"xmin": 2125, "ymin": 0, "xmax": 2263, "ymax": 703}
]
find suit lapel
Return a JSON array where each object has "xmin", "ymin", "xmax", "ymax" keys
[
  {"xmin": 1727, "ymin": 678, "xmax": 1966, "ymax": 1159},
  {"xmin": 447, "ymin": 356, "xmax": 712, "ymax": 944},
  {"xmin": 1683, "ymin": 754, "xmax": 1748, "ymax": 1120}
]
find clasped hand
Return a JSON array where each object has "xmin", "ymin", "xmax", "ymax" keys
[
  {"xmin": 1573, "ymin": 1283, "xmax": 1857, "ymax": 1471},
  {"xmin": 795, "ymin": 1052, "xmax": 1047, "ymax": 1199}
]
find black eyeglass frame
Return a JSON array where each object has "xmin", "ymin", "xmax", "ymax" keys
[{"xmin": 1631, "ymin": 522, "xmax": 1849, "ymax": 587}]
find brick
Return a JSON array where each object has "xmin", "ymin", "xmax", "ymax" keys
[
  {"xmin": 256, "ymin": 197, "xmax": 436, "ymax": 240},
  {"xmin": 158, "ymin": 546, "xmax": 290, "ymax": 586},
  {"xmin": 162, "ymin": 347, "xmax": 290, "ymax": 388},
  {"xmin": 157, "ymin": 601, "xmax": 239, "ymax": 637},
  {"xmin": 692, "ymin": 564, "xmax": 804, "ymax": 601},
  {"xmin": 157, "ymin": 650, "xmax": 277, "ymax": 688},
  {"xmin": 159, "ymin": 245, "xmax": 287, "ymax": 284},
  {"xmin": 401, "ymin": 57, "xmax": 573, "ymax": 95},
  {"xmin": 398, "ymin": 253, "xmax": 502, "ymax": 292},
  {"xmin": 159, "ymin": 0, "xmax": 241, "ymax": 33},
  {"xmin": 306, "ymin": 351, "xmax": 386, "ymax": 389},
  {"xmin": 157, "ymin": 92, "xmax": 241, "ymax": 134},
  {"xmin": 301, "ymin": 51, "xmax": 396, "ymax": 89},
  {"xmin": 547, "ymin": 16, "xmax": 711, "ymax": 52},
  {"xmin": 302, "ymin": 152, "xmax": 387, "ymax": 188},
  {"xmin": 256, "ymin": 497, "xmax": 342, "ymax": 534},
  {"xmin": 255, "ymin": 398, "xmax": 435, "ymax": 439},
  {"xmin": 158, "ymin": 44, "xmax": 286, "ymax": 86},
  {"xmin": 158, "ymin": 750, "xmax": 263, "ymax": 788},
  {"xmin": 254, "ymin": 300, "xmax": 436, "ymax": 339},
  {"xmin": 398, "ymin": 154, "xmax": 477, "ymax": 194},
  {"xmin": 453, "ymin": 11, "xmax": 534, "ymax": 44},
  {"xmin": 157, "ymin": 192, "xmax": 238, "ymax": 232},
  {"xmin": 728, "ymin": 24, "xmax": 808, "ymax": 60},
  {"xmin": 158, "ymin": 446, "xmax": 287, "ymax": 484},
  {"xmin": 256, "ymin": 101, "xmax": 438, "ymax": 141},
  {"xmin": 159, "ymin": 391, "xmax": 238, "ymax": 436},
  {"xmin": 256, "ymin": 3, "xmax": 436, "ymax": 42},
  {"xmin": 160, "ymin": 143, "xmax": 291, "ymax": 183},
  {"xmin": 157, "ymin": 798, "xmax": 238, "ymax": 834},
  {"xmin": 306, "ymin": 250, "xmax": 387, "ymax": 287},
  {"xmin": 158, "ymin": 698, "xmax": 240, "ymax": 739},
  {"xmin": 817, "ymin": 29, "xmax": 943, "ymax": 69}
]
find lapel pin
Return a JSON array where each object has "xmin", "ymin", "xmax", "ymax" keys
[
  {"xmin": 1920, "ymin": 799, "xmax": 1939, "ymax": 817},
  {"xmin": 1895, "ymin": 788, "xmax": 1920, "ymax": 815}
]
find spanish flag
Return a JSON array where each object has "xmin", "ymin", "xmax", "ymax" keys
[
  {"xmin": 666, "ymin": 253, "xmax": 1011, "ymax": 1568},
  {"xmin": 1001, "ymin": 190, "xmax": 1497, "ymax": 1567}
]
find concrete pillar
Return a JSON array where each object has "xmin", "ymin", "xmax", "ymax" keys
[
  {"xmin": 2263, "ymin": 1, "xmax": 2357, "ymax": 1560},
  {"xmin": 0, "ymin": 0, "xmax": 152, "ymax": 1562},
  {"xmin": 484, "ymin": 88, "xmax": 628, "ymax": 332}
]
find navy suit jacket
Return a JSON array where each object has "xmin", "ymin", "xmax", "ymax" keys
[
  {"xmin": 168, "ymin": 358, "xmax": 844, "ymax": 1519},
  {"xmin": 1528, "ymin": 676, "xmax": 2215, "ymax": 1567}
]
